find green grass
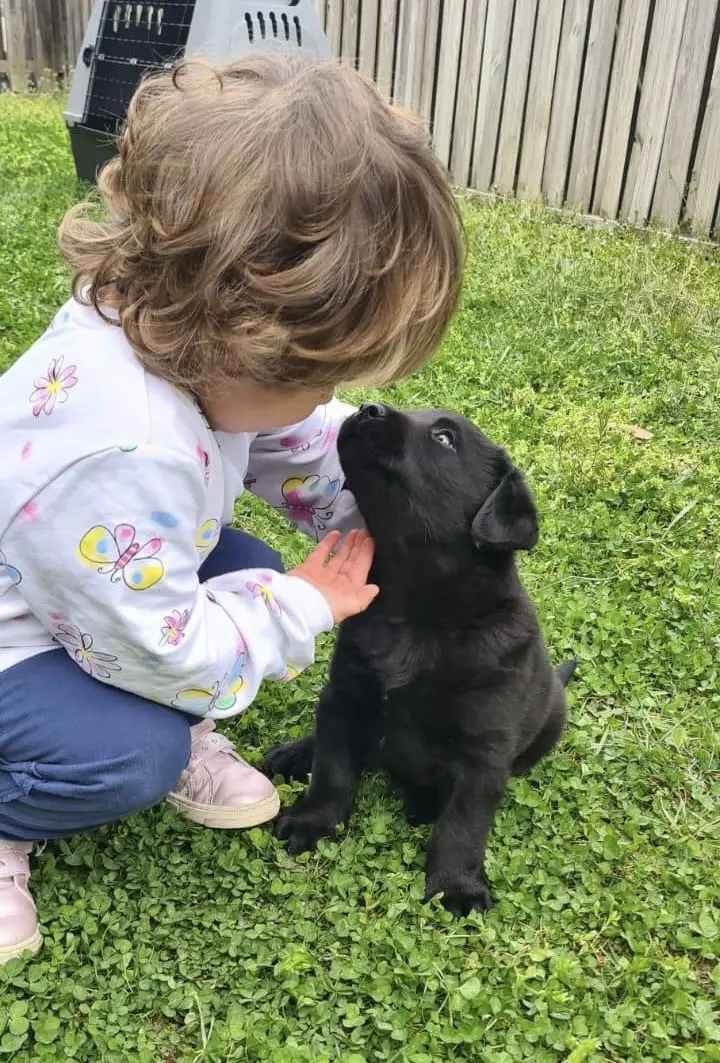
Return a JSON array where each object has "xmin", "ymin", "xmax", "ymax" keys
[{"xmin": 0, "ymin": 93, "xmax": 719, "ymax": 1063}]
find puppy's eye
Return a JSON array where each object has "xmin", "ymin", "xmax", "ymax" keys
[{"xmin": 431, "ymin": 428, "xmax": 456, "ymax": 451}]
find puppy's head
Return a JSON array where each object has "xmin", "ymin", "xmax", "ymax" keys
[{"xmin": 338, "ymin": 405, "xmax": 538, "ymax": 563}]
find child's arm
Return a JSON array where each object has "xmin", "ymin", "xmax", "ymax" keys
[
  {"xmin": 3, "ymin": 444, "xmax": 335, "ymax": 718},
  {"xmin": 241, "ymin": 397, "xmax": 361, "ymax": 540}
]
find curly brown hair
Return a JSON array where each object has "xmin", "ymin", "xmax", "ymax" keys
[{"xmin": 59, "ymin": 56, "xmax": 464, "ymax": 396}]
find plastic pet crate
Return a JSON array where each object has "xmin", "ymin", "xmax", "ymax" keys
[{"xmin": 65, "ymin": 0, "xmax": 330, "ymax": 182}]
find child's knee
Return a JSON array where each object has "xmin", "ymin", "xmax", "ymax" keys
[
  {"xmin": 0, "ymin": 709, "xmax": 191, "ymax": 839},
  {"xmin": 109, "ymin": 713, "xmax": 191, "ymax": 815}
]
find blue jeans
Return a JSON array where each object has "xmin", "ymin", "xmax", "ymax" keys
[{"xmin": 0, "ymin": 528, "xmax": 283, "ymax": 841}]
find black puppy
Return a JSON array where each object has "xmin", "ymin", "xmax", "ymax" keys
[{"xmin": 263, "ymin": 405, "xmax": 575, "ymax": 916}]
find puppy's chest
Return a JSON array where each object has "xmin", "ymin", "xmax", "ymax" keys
[
  {"xmin": 359, "ymin": 619, "xmax": 480, "ymax": 757},
  {"xmin": 363, "ymin": 621, "xmax": 435, "ymax": 695},
  {"xmin": 363, "ymin": 625, "xmax": 450, "ymax": 746}
]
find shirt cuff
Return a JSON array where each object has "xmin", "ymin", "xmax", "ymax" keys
[{"xmin": 284, "ymin": 576, "xmax": 334, "ymax": 635}]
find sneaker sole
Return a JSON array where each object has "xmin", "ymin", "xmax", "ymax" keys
[
  {"xmin": 0, "ymin": 929, "xmax": 42, "ymax": 965},
  {"xmin": 166, "ymin": 790, "xmax": 280, "ymax": 829}
]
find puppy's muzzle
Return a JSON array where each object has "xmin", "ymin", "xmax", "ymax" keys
[{"xmin": 358, "ymin": 402, "xmax": 389, "ymax": 420}]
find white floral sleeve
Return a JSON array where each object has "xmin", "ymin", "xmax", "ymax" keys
[
  {"xmin": 0, "ymin": 444, "xmax": 333, "ymax": 717},
  {"xmin": 241, "ymin": 398, "xmax": 362, "ymax": 541}
]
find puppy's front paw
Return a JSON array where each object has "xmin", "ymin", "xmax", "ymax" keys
[
  {"xmin": 262, "ymin": 736, "xmax": 313, "ymax": 781},
  {"xmin": 274, "ymin": 804, "xmax": 341, "ymax": 854},
  {"xmin": 424, "ymin": 872, "xmax": 494, "ymax": 917}
]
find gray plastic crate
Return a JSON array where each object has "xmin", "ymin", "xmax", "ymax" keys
[{"xmin": 65, "ymin": 1, "xmax": 330, "ymax": 183}]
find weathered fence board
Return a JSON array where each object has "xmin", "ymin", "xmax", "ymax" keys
[
  {"xmin": 470, "ymin": 0, "xmax": 514, "ymax": 193},
  {"xmin": 64, "ymin": 0, "xmax": 93, "ymax": 69},
  {"xmin": 357, "ymin": 0, "xmax": 378, "ymax": 78},
  {"xmin": 449, "ymin": 0, "xmax": 488, "ymax": 187},
  {"xmin": 340, "ymin": 0, "xmax": 360, "ymax": 61},
  {"xmin": 565, "ymin": 0, "xmax": 620, "ymax": 211},
  {"xmin": 324, "ymin": 0, "xmax": 343, "ymax": 60},
  {"xmin": 417, "ymin": 0, "xmax": 440, "ymax": 122},
  {"xmin": 2, "ymin": 0, "xmax": 719, "ymax": 238},
  {"xmin": 592, "ymin": 0, "xmax": 652, "ymax": 220},
  {"xmin": 375, "ymin": 0, "xmax": 398, "ymax": 99},
  {"xmin": 3, "ymin": 0, "xmax": 27, "ymax": 90},
  {"xmin": 542, "ymin": 0, "xmax": 591, "ymax": 208},
  {"xmin": 393, "ymin": 0, "xmax": 426, "ymax": 112},
  {"xmin": 651, "ymin": 0, "xmax": 716, "ymax": 226},
  {"xmin": 685, "ymin": 42, "xmax": 720, "ymax": 238},
  {"xmin": 493, "ymin": 0, "xmax": 538, "ymax": 195},
  {"xmin": 517, "ymin": 0, "xmax": 563, "ymax": 200},
  {"xmin": 623, "ymin": 0, "xmax": 689, "ymax": 225},
  {"xmin": 431, "ymin": 0, "xmax": 466, "ymax": 169}
]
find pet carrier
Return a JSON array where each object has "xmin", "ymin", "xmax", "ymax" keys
[{"xmin": 64, "ymin": 1, "xmax": 330, "ymax": 182}]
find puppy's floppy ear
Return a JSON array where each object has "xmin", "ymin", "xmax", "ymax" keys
[{"xmin": 471, "ymin": 469, "xmax": 539, "ymax": 552}]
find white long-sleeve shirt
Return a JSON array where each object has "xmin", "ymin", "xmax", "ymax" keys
[{"xmin": 0, "ymin": 298, "xmax": 358, "ymax": 717}]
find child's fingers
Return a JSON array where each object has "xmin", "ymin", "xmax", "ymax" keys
[
  {"xmin": 363, "ymin": 583, "xmax": 380, "ymax": 606},
  {"xmin": 335, "ymin": 528, "xmax": 362, "ymax": 568},
  {"xmin": 325, "ymin": 529, "xmax": 360, "ymax": 571},
  {"xmin": 306, "ymin": 530, "xmax": 342, "ymax": 571},
  {"xmin": 354, "ymin": 583, "xmax": 380, "ymax": 614},
  {"xmin": 355, "ymin": 531, "xmax": 375, "ymax": 578},
  {"xmin": 339, "ymin": 529, "xmax": 374, "ymax": 579}
]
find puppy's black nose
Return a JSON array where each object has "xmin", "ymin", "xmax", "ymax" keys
[{"xmin": 360, "ymin": 403, "xmax": 388, "ymax": 418}]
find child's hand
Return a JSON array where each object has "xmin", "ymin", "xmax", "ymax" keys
[{"xmin": 290, "ymin": 530, "xmax": 379, "ymax": 624}]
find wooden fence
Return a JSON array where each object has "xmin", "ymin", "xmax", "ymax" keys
[
  {"xmin": 0, "ymin": 0, "xmax": 93, "ymax": 89},
  {"xmin": 1, "ymin": 0, "xmax": 719, "ymax": 237}
]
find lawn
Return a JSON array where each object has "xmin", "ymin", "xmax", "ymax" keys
[{"xmin": 0, "ymin": 93, "xmax": 719, "ymax": 1063}]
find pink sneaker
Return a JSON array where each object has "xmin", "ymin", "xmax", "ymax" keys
[
  {"xmin": 167, "ymin": 720, "xmax": 280, "ymax": 829},
  {"xmin": 0, "ymin": 841, "xmax": 42, "ymax": 964}
]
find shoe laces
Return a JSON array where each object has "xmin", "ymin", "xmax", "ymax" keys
[{"xmin": 189, "ymin": 720, "xmax": 238, "ymax": 768}]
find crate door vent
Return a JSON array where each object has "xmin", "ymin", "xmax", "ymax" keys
[{"xmin": 244, "ymin": 9, "xmax": 302, "ymax": 47}]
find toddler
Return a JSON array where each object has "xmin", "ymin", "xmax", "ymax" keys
[{"xmin": 0, "ymin": 55, "xmax": 463, "ymax": 961}]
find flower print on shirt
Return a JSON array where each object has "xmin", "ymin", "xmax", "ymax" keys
[
  {"xmin": 19, "ymin": 502, "xmax": 39, "ymax": 522},
  {"xmin": 30, "ymin": 355, "xmax": 78, "ymax": 417},
  {"xmin": 279, "ymin": 427, "xmax": 323, "ymax": 454},
  {"xmin": 78, "ymin": 523, "xmax": 164, "ymax": 591},
  {"xmin": 196, "ymin": 445, "xmax": 211, "ymax": 485},
  {"xmin": 53, "ymin": 623, "xmax": 121, "ymax": 680},
  {"xmin": 280, "ymin": 408, "xmax": 338, "ymax": 454},
  {"xmin": 0, "ymin": 551, "xmax": 22, "ymax": 599},
  {"xmin": 246, "ymin": 573, "xmax": 282, "ymax": 618},
  {"xmin": 160, "ymin": 608, "xmax": 190, "ymax": 647},
  {"xmin": 281, "ymin": 475, "xmax": 341, "ymax": 540}
]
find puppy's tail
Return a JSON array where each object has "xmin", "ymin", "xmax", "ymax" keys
[{"xmin": 555, "ymin": 658, "xmax": 578, "ymax": 687}]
